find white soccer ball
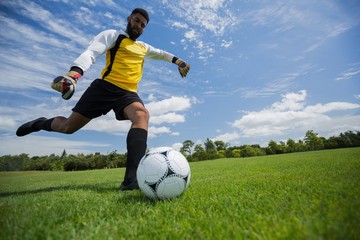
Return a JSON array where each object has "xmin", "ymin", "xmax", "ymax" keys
[{"xmin": 137, "ymin": 147, "xmax": 191, "ymax": 200}]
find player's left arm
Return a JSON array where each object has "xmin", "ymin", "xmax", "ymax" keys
[
  {"xmin": 171, "ymin": 57, "xmax": 190, "ymax": 78},
  {"xmin": 143, "ymin": 42, "xmax": 190, "ymax": 78}
]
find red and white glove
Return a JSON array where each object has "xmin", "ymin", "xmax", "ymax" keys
[
  {"xmin": 51, "ymin": 71, "xmax": 82, "ymax": 100},
  {"xmin": 175, "ymin": 59, "xmax": 190, "ymax": 78}
]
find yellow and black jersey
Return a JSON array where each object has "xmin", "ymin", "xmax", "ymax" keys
[{"xmin": 73, "ymin": 30, "xmax": 174, "ymax": 92}]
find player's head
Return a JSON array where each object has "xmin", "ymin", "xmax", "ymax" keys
[
  {"xmin": 131, "ymin": 8, "xmax": 149, "ymax": 24},
  {"xmin": 127, "ymin": 8, "xmax": 149, "ymax": 40}
]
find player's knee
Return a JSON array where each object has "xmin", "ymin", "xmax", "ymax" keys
[
  {"xmin": 60, "ymin": 125, "xmax": 78, "ymax": 134},
  {"xmin": 63, "ymin": 128, "xmax": 77, "ymax": 134},
  {"xmin": 131, "ymin": 108, "xmax": 149, "ymax": 125},
  {"xmin": 136, "ymin": 108, "xmax": 150, "ymax": 122}
]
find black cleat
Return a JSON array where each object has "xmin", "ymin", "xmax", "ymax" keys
[
  {"xmin": 119, "ymin": 180, "xmax": 139, "ymax": 191},
  {"xmin": 16, "ymin": 117, "xmax": 47, "ymax": 137}
]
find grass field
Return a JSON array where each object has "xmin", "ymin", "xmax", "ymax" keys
[{"xmin": 0, "ymin": 148, "xmax": 359, "ymax": 240}]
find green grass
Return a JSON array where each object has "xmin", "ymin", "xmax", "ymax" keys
[{"xmin": 1, "ymin": 148, "xmax": 359, "ymax": 240}]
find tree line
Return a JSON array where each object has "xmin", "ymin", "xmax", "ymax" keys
[
  {"xmin": 0, "ymin": 150, "xmax": 126, "ymax": 172},
  {"xmin": 181, "ymin": 130, "xmax": 360, "ymax": 161},
  {"xmin": 1, "ymin": 130, "xmax": 359, "ymax": 171}
]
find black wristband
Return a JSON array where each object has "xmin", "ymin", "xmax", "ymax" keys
[
  {"xmin": 172, "ymin": 57, "xmax": 178, "ymax": 64},
  {"xmin": 70, "ymin": 66, "xmax": 84, "ymax": 75}
]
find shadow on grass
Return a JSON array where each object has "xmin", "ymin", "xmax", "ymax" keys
[
  {"xmin": 0, "ymin": 183, "xmax": 121, "ymax": 198},
  {"xmin": 1, "ymin": 184, "xmax": 169, "ymax": 205}
]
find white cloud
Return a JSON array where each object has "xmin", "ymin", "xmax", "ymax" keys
[
  {"xmin": 99, "ymin": 0, "xmax": 117, "ymax": 8},
  {"xmin": 211, "ymin": 90, "xmax": 360, "ymax": 143},
  {"xmin": 212, "ymin": 132, "xmax": 240, "ymax": 143},
  {"xmin": 148, "ymin": 126, "xmax": 171, "ymax": 138},
  {"xmin": 304, "ymin": 102, "xmax": 360, "ymax": 114},
  {"xmin": 171, "ymin": 21, "xmax": 189, "ymax": 29},
  {"xmin": 12, "ymin": 0, "xmax": 90, "ymax": 45},
  {"xmin": 84, "ymin": 114, "xmax": 131, "ymax": 134},
  {"xmin": 221, "ymin": 40, "xmax": 233, "ymax": 48},
  {"xmin": 184, "ymin": 29, "xmax": 197, "ymax": 41},
  {"xmin": 150, "ymin": 112, "xmax": 185, "ymax": 125},
  {"xmin": 146, "ymin": 96, "xmax": 192, "ymax": 115},
  {"xmin": 162, "ymin": 0, "xmax": 236, "ymax": 36},
  {"xmin": 271, "ymin": 90, "xmax": 306, "ymax": 111},
  {"xmin": 161, "ymin": 0, "xmax": 237, "ymax": 60},
  {"xmin": 304, "ymin": 23, "xmax": 352, "ymax": 53},
  {"xmin": 335, "ymin": 65, "xmax": 360, "ymax": 81},
  {"xmin": 73, "ymin": 7, "xmax": 101, "ymax": 29},
  {"xmin": 232, "ymin": 90, "xmax": 360, "ymax": 138},
  {"xmin": 0, "ymin": 116, "xmax": 17, "ymax": 131},
  {"xmin": 0, "ymin": 15, "xmax": 77, "ymax": 51},
  {"xmin": 104, "ymin": 12, "xmax": 114, "ymax": 19}
]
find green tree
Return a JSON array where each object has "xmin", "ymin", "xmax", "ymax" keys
[
  {"xmin": 296, "ymin": 140, "xmax": 306, "ymax": 152},
  {"xmin": 339, "ymin": 131, "xmax": 360, "ymax": 147},
  {"xmin": 217, "ymin": 150, "xmax": 226, "ymax": 158},
  {"xmin": 204, "ymin": 138, "xmax": 217, "ymax": 154},
  {"xmin": 192, "ymin": 144, "xmax": 206, "ymax": 161},
  {"xmin": 204, "ymin": 138, "xmax": 218, "ymax": 159},
  {"xmin": 286, "ymin": 138, "xmax": 296, "ymax": 153},
  {"xmin": 214, "ymin": 140, "xmax": 228, "ymax": 151},
  {"xmin": 180, "ymin": 140, "xmax": 194, "ymax": 156},
  {"xmin": 231, "ymin": 149, "xmax": 241, "ymax": 158},
  {"xmin": 267, "ymin": 140, "xmax": 277, "ymax": 154},
  {"xmin": 61, "ymin": 149, "xmax": 67, "ymax": 159},
  {"xmin": 324, "ymin": 136, "xmax": 338, "ymax": 149},
  {"xmin": 240, "ymin": 145, "xmax": 257, "ymax": 157},
  {"xmin": 267, "ymin": 140, "xmax": 285, "ymax": 154},
  {"xmin": 304, "ymin": 130, "xmax": 324, "ymax": 151}
]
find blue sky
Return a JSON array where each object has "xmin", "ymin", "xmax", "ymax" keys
[{"xmin": 0, "ymin": 0, "xmax": 359, "ymax": 156}]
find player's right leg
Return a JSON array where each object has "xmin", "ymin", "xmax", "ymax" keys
[{"xmin": 16, "ymin": 112, "xmax": 90, "ymax": 137}]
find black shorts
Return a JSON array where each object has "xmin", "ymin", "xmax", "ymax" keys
[{"xmin": 72, "ymin": 79, "xmax": 144, "ymax": 120}]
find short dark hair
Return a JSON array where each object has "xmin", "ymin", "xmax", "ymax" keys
[{"xmin": 131, "ymin": 8, "xmax": 150, "ymax": 23}]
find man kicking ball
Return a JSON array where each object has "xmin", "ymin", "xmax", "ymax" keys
[{"xmin": 16, "ymin": 8, "xmax": 190, "ymax": 191}]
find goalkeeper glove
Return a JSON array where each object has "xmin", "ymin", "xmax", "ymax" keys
[
  {"xmin": 51, "ymin": 70, "xmax": 82, "ymax": 100},
  {"xmin": 175, "ymin": 59, "xmax": 190, "ymax": 78}
]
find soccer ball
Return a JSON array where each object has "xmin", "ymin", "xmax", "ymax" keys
[{"xmin": 137, "ymin": 147, "xmax": 191, "ymax": 200}]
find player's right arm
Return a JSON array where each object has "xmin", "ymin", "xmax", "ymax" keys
[
  {"xmin": 72, "ymin": 29, "xmax": 119, "ymax": 72},
  {"xmin": 51, "ymin": 30, "xmax": 119, "ymax": 99}
]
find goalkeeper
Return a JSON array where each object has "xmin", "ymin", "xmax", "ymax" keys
[{"xmin": 16, "ymin": 8, "xmax": 190, "ymax": 191}]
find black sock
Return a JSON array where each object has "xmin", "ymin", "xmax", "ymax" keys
[
  {"xmin": 123, "ymin": 128, "xmax": 148, "ymax": 184},
  {"xmin": 33, "ymin": 118, "xmax": 54, "ymax": 131},
  {"xmin": 42, "ymin": 118, "xmax": 54, "ymax": 131}
]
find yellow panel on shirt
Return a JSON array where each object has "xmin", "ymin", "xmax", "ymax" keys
[{"xmin": 101, "ymin": 36, "xmax": 147, "ymax": 92}]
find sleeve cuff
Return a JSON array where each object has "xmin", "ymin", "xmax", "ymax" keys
[
  {"xmin": 70, "ymin": 66, "xmax": 84, "ymax": 76},
  {"xmin": 172, "ymin": 57, "xmax": 178, "ymax": 64}
]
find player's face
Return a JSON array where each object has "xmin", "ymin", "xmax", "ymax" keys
[{"xmin": 126, "ymin": 13, "xmax": 147, "ymax": 40}]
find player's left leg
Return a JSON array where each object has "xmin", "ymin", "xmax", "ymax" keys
[{"xmin": 120, "ymin": 102, "xmax": 149, "ymax": 191}]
